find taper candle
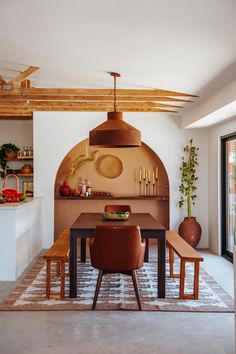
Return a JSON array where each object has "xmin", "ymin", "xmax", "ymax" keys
[
  {"xmin": 139, "ymin": 168, "xmax": 142, "ymax": 182},
  {"xmin": 143, "ymin": 166, "xmax": 146, "ymax": 179},
  {"xmin": 153, "ymin": 171, "xmax": 155, "ymax": 184},
  {"xmin": 155, "ymin": 166, "xmax": 159, "ymax": 179},
  {"xmin": 148, "ymin": 169, "xmax": 151, "ymax": 182}
]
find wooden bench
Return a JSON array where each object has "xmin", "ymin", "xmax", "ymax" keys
[
  {"xmin": 166, "ymin": 231, "xmax": 204, "ymax": 300},
  {"xmin": 43, "ymin": 229, "xmax": 70, "ymax": 298}
]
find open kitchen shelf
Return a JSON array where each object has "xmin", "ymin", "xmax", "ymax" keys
[
  {"xmin": 56, "ymin": 196, "xmax": 169, "ymax": 201},
  {"xmin": 4, "ymin": 156, "xmax": 33, "ymax": 161}
]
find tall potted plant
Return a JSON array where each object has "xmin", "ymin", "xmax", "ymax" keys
[{"xmin": 178, "ymin": 139, "xmax": 201, "ymax": 248}]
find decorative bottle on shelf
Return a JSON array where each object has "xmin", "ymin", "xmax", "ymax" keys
[
  {"xmin": 29, "ymin": 146, "xmax": 33, "ymax": 157},
  {"xmin": 78, "ymin": 177, "xmax": 86, "ymax": 196},
  {"xmin": 23, "ymin": 146, "xmax": 27, "ymax": 156},
  {"xmin": 85, "ymin": 179, "xmax": 92, "ymax": 197}
]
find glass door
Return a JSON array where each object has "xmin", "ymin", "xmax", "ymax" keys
[{"xmin": 221, "ymin": 134, "xmax": 236, "ymax": 261}]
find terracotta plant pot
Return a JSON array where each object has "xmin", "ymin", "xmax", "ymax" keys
[
  {"xmin": 5, "ymin": 151, "xmax": 17, "ymax": 158},
  {"xmin": 178, "ymin": 217, "xmax": 202, "ymax": 248},
  {"xmin": 59, "ymin": 181, "xmax": 71, "ymax": 196}
]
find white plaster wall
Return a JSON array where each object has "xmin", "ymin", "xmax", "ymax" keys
[
  {"xmin": 208, "ymin": 117, "xmax": 236, "ymax": 254},
  {"xmin": 0, "ymin": 120, "xmax": 33, "ymax": 146},
  {"xmin": 181, "ymin": 78, "xmax": 236, "ymax": 128},
  {"xmin": 34, "ymin": 112, "xmax": 208, "ymax": 248}
]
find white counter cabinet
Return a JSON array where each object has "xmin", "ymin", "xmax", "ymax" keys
[{"xmin": 0, "ymin": 198, "xmax": 42, "ymax": 280}]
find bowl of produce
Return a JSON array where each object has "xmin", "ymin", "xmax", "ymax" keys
[
  {"xmin": 1, "ymin": 189, "xmax": 27, "ymax": 202},
  {"xmin": 101, "ymin": 211, "xmax": 130, "ymax": 221}
]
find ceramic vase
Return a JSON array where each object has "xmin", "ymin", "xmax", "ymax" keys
[
  {"xmin": 59, "ymin": 181, "xmax": 71, "ymax": 196},
  {"xmin": 178, "ymin": 216, "xmax": 202, "ymax": 248}
]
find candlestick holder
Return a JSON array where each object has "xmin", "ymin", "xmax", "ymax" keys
[
  {"xmin": 148, "ymin": 181, "xmax": 151, "ymax": 196},
  {"xmin": 143, "ymin": 178, "xmax": 146, "ymax": 196},
  {"xmin": 155, "ymin": 178, "xmax": 158, "ymax": 196}
]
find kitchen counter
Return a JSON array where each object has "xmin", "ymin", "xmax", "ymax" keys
[
  {"xmin": 0, "ymin": 197, "xmax": 37, "ymax": 209},
  {"xmin": 0, "ymin": 197, "xmax": 42, "ymax": 280}
]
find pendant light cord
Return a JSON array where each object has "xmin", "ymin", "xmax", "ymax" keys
[
  {"xmin": 110, "ymin": 71, "xmax": 120, "ymax": 112},
  {"xmin": 114, "ymin": 74, "xmax": 117, "ymax": 112}
]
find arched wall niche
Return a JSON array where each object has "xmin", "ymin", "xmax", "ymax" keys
[{"xmin": 54, "ymin": 138, "xmax": 169, "ymax": 240}]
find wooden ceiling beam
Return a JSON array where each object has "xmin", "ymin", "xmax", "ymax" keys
[
  {"xmin": 0, "ymin": 75, "xmax": 7, "ymax": 86},
  {"xmin": 0, "ymin": 94, "xmax": 192, "ymax": 103},
  {"xmin": 0, "ymin": 66, "xmax": 197, "ymax": 118},
  {"xmin": 21, "ymin": 79, "xmax": 31, "ymax": 88},
  {"xmin": 0, "ymin": 114, "xmax": 33, "ymax": 120},
  {"xmin": 0, "ymin": 103, "xmax": 182, "ymax": 110},
  {"xmin": 0, "ymin": 110, "xmax": 32, "ymax": 115},
  {"xmin": 0, "ymin": 87, "xmax": 197, "ymax": 97},
  {"xmin": 0, "ymin": 106, "xmax": 178, "ymax": 114},
  {"xmin": 7, "ymin": 66, "xmax": 39, "ymax": 86},
  {"xmin": 33, "ymin": 106, "xmax": 178, "ymax": 113}
]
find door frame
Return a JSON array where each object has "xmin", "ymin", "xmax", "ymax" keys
[{"xmin": 221, "ymin": 132, "xmax": 236, "ymax": 262}]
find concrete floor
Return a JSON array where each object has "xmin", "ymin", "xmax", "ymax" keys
[{"xmin": 0, "ymin": 249, "xmax": 234, "ymax": 354}]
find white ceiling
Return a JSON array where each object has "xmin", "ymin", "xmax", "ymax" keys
[{"xmin": 0, "ymin": 0, "xmax": 236, "ymax": 124}]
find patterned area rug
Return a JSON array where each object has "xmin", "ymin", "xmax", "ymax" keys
[{"xmin": 0, "ymin": 257, "xmax": 233, "ymax": 312}]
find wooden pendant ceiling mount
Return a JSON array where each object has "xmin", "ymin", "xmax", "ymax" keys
[
  {"xmin": 0, "ymin": 66, "xmax": 198, "ymax": 119},
  {"xmin": 89, "ymin": 72, "xmax": 141, "ymax": 147}
]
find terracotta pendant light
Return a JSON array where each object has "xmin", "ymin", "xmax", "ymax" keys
[{"xmin": 89, "ymin": 72, "xmax": 141, "ymax": 147}]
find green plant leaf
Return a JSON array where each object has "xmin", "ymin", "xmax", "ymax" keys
[{"xmin": 178, "ymin": 139, "xmax": 199, "ymax": 216}]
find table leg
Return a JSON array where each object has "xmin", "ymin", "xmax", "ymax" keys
[
  {"xmin": 80, "ymin": 238, "xmax": 86, "ymax": 262},
  {"xmin": 158, "ymin": 230, "xmax": 166, "ymax": 298},
  {"xmin": 144, "ymin": 238, "xmax": 149, "ymax": 262},
  {"xmin": 69, "ymin": 230, "xmax": 78, "ymax": 298}
]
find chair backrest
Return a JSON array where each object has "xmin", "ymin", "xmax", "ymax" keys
[
  {"xmin": 90, "ymin": 225, "xmax": 143, "ymax": 272},
  {"xmin": 104, "ymin": 205, "xmax": 132, "ymax": 213}
]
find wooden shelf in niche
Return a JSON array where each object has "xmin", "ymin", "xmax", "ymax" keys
[{"xmin": 56, "ymin": 196, "xmax": 169, "ymax": 201}]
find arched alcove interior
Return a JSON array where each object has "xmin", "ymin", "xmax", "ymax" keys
[{"xmin": 54, "ymin": 139, "xmax": 169, "ymax": 240}]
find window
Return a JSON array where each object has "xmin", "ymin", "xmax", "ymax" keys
[{"xmin": 221, "ymin": 133, "xmax": 236, "ymax": 261}]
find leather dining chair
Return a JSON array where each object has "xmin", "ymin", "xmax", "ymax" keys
[
  {"xmin": 80, "ymin": 207, "xmax": 131, "ymax": 263},
  {"xmin": 104, "ymin": 204, "xmax": 132, "ymax": 213},
  {"xmin": 89, "ymin": 225, "xmax": 145, "ymax": 310}
]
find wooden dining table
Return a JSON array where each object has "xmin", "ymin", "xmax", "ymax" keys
[{"xmin": 69, "ymin": 212, "xmax": 166, "ymax": 299}]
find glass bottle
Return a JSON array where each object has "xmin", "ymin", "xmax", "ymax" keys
[
  {"xmin": 78, "ymin": 177, "xmax": 86, "ymax": 195},
  {"xmin": 29, "ymin": 146, "xmax": 33, "ymax": 157},
  {"xmin": 23, "ymin": 146, "xmax": 27, "ymax": 156},
  {"xmin": 85, "ymin": 179, "xmax": 92, "ymax": 197}
]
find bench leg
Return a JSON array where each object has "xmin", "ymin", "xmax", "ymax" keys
[
  {"xmin": 193, "ymin": 261, "xmax": 200, "ymax": 300},
  {"xmin": 60, "ymin": 260, "xmax": 65, "ymax": 298},
  {"xmin": 180, "ymin": 260, "xmax": 200, "ymax": 300},
  {"xmin": 169, "ymin": 246, "xmax": 174, "ymax": 277},
  {"xmin": 168, "ymin": 246, "xmax": 180, "ymax": 278},
  {"xmin": 46, "ymin": 260, "xmax": 51, "ymax": 298},
  {"xmin": 179, "ymin": 259, "xmax": 186, "ymax": 299}
]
